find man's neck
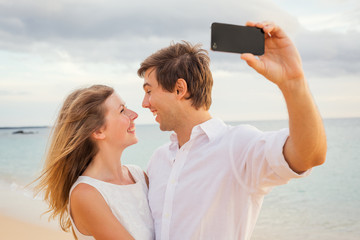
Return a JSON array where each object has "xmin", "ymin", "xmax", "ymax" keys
[{"xmin": 174, "ymin": 110, "xmax": 212, "ymax": 148}]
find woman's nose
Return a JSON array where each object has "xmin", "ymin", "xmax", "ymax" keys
[{"xmin": 126, "ymin": 109, "xmax": 138, "ymax": 120}]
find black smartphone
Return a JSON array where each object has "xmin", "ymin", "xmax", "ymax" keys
[{"xmin": 211, "ymin": 22, "xmax": 265, "ymax": 55}]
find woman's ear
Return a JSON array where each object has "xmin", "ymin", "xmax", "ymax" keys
[
  {"xmin": 91, "ymin": 126, "xmax": 106, "ymax": 140},
  {"xmin": 175, "ymin": 78, "xmax": 188, "ymax": 99}
]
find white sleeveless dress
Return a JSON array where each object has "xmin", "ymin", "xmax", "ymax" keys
[{"xmin": 68, "ymin": 164, "xmax": 154, "ymax": 240}]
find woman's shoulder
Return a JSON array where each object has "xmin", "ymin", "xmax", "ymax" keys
[
  {"xmin": 70, "ymin": 176, "xmax": 99, "ymax": 195},
  {"xmin": 71, "ymin": 182, "xmax": 100, "ymax": 202},
  {"xmin": 69, "ymin": 182, "xmax": 125, "ymax": 239},
  {"xmin": 70, "ymin": 182, "xmax": 106, "ymax": 220}
]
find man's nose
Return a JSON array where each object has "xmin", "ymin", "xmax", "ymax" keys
[{"xmin": 142, "ymin": 95, "xmax": 150, "ymax": 108}]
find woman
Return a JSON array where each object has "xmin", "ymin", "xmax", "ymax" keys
[{"xmin": 35, "ymin": 85, "xmax": 154, "ymax": 239}]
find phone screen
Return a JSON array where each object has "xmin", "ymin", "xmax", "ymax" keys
[{"xmin": 211, "ymin": 22, "xmax": 264, "ymax": 55}]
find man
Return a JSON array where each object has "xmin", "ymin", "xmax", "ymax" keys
[{"xmin": 138, "ymin": 21, "xmax": 327, "ymax": 240}]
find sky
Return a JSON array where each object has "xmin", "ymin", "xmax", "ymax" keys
[{"xmin": 0, "ymin": 0, "xmax": 359, "ymax": 127}]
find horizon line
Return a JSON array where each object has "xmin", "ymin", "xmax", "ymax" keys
[{"xmin": 1, "ymin": 116, "xmax": 359, "ymax": 129}]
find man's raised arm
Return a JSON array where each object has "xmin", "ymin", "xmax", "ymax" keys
[{"xmin": 241, "ymin": 21, "xmax": 327, "ymax": 173}]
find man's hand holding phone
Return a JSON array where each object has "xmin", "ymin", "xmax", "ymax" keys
[
  {"xmin": 211, "ymin": 21, "xmax": 305, "ymax": 89},
  {"xmin": 240, "ymin": 21, "xmax": 304, "ymax": 89}
]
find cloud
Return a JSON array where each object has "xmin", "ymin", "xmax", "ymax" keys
[
  {"xmin": 0, "ymin": 0, "xmax": 298, "ymax": 62},
  {"xmin": 295, "ymin": 29, "xmax": 360, "ymax": 77},
  {"xmin": 0, "ymin": 0, "xmax": 275, "ymax": 38},
  {"xmin": 0, "ymin": 0, "xmax": 359, "ymax": 126}
]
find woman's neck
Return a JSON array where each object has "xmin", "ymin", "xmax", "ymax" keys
[{"xmin": 82, "ymin": 147, "xmax": 131, "ymax": 185}]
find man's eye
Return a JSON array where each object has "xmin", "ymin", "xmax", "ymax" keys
[{"xmin": 120, "ymin": 108, "xmax": 125, "ymax": 113}]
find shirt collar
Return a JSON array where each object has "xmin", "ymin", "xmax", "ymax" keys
[
  {"xmin": 169, "ymin": 118, "xmax": 226, "ymax": 148},
  {"xmin": 197, "ymin": 118, "xmax": 227, "ymax": 141}
]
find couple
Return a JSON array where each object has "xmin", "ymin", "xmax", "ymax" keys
[{"xmin": 36, "ymin": 22, "xmax": 327, "ymax": 240}]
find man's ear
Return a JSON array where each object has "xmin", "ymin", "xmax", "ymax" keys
[
  {"xmin": 175, "ymin": 78, "xmax": 188, "ymax": 99},
  {"xmin": 91, "ymin": 126, "xmax": 106, "ymax": 140}
]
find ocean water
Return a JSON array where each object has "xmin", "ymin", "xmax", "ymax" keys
[{"xmin": 0, "ymin": 118, "xmax": 359, "ymax": 239}]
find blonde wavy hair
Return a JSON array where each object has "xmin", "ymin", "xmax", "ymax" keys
[{"xmin": 34, "ymin": 84, "xmax": 114, "ymax": 233}]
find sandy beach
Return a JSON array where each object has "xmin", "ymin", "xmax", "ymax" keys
[
  {"xmin": 0, "ymin": 213, "xmax": 72, "ymax": 240},
  {"xmin": 0, "ymin": 181, "xmax": 73, "ymax": 240}
]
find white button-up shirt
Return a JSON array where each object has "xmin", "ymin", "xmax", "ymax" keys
[{"xmin": 147, "ymin": 119, "xmax": 310, "ymax": 240}]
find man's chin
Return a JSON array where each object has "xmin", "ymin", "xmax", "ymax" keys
[{"xmin": 159, "ymin": 123, "xmax": 172, "ymax": 132}]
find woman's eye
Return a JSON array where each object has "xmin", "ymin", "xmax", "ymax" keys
[{"xmin": 120, "ymin": 108, "xmax": 125, "ymax": 113}]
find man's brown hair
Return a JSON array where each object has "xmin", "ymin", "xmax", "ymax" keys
[{"xmin": 137, "ymin": 41, "xmax": 213, "ymax": 110}]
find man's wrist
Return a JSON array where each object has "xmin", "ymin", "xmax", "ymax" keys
[{"xmin": 278, "ymin": 77, "xmax": 308, "ymax": 97}]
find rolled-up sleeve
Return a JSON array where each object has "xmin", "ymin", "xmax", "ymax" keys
[
  {"xmin": 264, "ymin": 128, "xmax": 312, "ymax": 180},
  {"xmin": 231, "ymin": 126, "xmax": 311, "ymax": 195}
]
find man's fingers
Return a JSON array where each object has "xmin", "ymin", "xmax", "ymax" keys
[
  {"xmin": 246, "ymin": 21, "xmax": 277, "ymax": 38},
  {"xmin": 241, "ymin": 53, "xmax": 264, "ymax": 74},
  {"xmin": 257, "ymin": 22, "xmax": 275, "ymax": 35},
  {"xmin": 240, "ymin": 53, "xmax": 254, "ymax": 61},
  {"xmin": 245, "ymin": 21, "xmax": 256, "ymax": 27}
]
